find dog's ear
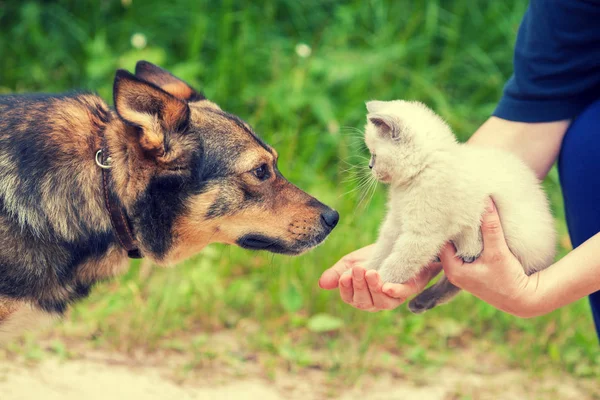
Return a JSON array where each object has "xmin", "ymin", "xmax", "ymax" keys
[
  {"xmin": 134, "ymin": 61, "xmax": 205, "ymax": 102},
  {"xmin": 113, "ymin": 69, "xmax": 190, "ymax": 156}
]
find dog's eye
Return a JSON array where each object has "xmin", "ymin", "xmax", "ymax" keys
[{"xmin": 253, "ymin": 164, "xmax": 269, "ymax": 181}]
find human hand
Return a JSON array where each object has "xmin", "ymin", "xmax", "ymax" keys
[
  {"xmin": 319, "ymin": 245, "xmax": 442, "ymax": 312},
  {"xmin": 440, "ymin": 198, "xmax": 538, "ymax": 317}
]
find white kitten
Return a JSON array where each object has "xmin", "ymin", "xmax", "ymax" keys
[{"xmin": 363, "ymin": 100, "xmax": 556, "ymax": 313}]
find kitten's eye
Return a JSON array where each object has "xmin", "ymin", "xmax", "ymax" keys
[
  {"xmin": 369, "ymin": 155, "xmax": 376, "ymax": 169},
  {"xmin": 253, "ymin": 164, "xmax": 269, "ymax": 181}
]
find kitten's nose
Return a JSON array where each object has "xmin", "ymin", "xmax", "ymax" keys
[
  {"xmin": 320, "ymin": 209, "xmax": 340, "ymax": 230},
  {"xmin": 369, "ymin": 155, "xmax": 375, "ymax": 169}
]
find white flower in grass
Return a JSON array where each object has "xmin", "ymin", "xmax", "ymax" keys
[
  {"xmin": 131, "ymin": 33, "xmax": 147, "ymax": 50},
  {"xmin": 295, "ymin": 43, "xmax": 311, "ymax": 58},
  {"xmin": 327, "ymin": 121, "xmax": 340, "ymax": 135}
]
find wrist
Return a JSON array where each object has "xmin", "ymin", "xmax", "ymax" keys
[{"xmin": 512, "ymin": 272, "xmax": 547, "ymax": 318}]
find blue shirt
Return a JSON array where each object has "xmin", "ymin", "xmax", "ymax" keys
[{"xmin": 493, "ymin": 0, "xmax": 600, "ymax": 123}]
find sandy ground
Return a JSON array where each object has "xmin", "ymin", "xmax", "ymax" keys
[{"xmin": 1, "ymin": 353, "xmax": 597, "ymax": 400}]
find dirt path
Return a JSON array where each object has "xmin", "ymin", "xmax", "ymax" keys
[{"xmin": 1, "ymin": 354, "xmax": 597, "ymax": 400}]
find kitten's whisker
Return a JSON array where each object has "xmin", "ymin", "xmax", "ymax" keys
[
  {"xmin": 339, "ymin": 155, "xmax": 370, "ymax": 164},
  {"xmin": 340, "ymin": 165, "xmax": 366, "ymax": 174},
  {"xmin": 356, "ymin": 178, "xmax": 377, "ymax": 210},
  {"xmin": 339, "ymin": 187, "xmax": 361, "ymax": 198},
  {"xmin": 342, "ymin": 176, "xmax": 374, "ymax": 197},
  {"xmin": 362, "ymin": 177, "xmax": 379, "ymax": 208},
  {"xmin": 340, "ymin": 175, "xmax": 373, "ymax": 196},
  {"xmin": 345, "ymin": 176, "xmax": 372, "ymax": 201},
  {"xmin": 367, "ymin": 180, "xmax": 379, "ymax": 206},
  {"xmin": 363, "ymin": 182, "xmax": 377, "ymax": 208},
  {"xmin": 341, "ymin": 169, "xmax": 371, "ymax": 182},
  {"xmin": 343, "ymin": 179, "xmax": 370, "ymax": 194},
  {"xmin": 340, "ymin": 169, "xmax": 366, "ymax": 181},
  {"xmin": 340, "ymin": 126, "xmax": 364, "ymax": 136},
  {"xmin": 341, "ymin": 176, "xmax": 367, "ymax": 184}
]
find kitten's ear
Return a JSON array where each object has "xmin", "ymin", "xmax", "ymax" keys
[
  {"xmin": 366, "ymin": 100, "xmax": 387, "ymax": 114},
  {"xmin": 368, "ymin": 114, "xmax": 400, "ymax": 140},
  {"xmin": 114, "ymin": 69, "xmax": 190, "ymax": 156},
  {"xmin": 135, "ymin": 61, "xmax": 205, "ymax": 102}
]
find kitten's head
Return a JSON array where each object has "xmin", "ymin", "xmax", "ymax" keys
[{"xmin": 363, "ymin": 100, "xmax": 455, "ymax": 186}]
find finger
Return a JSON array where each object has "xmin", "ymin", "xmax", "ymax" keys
[
  {"xmin": 412, "ymin": 262, "xmax": 443, "ymax": 291},
  {"xmin": 480, "ymin": 197, "xmax": 510, "ymax": 253},
  {"xmin": 366, "ymin": 270, "xmax": 403, "ymax": 310},
  {"xmin": 439, "ymin": 241, "xmax": 470, "ymax": 286},
  {"xmin": 365, "ymin": 270, "xmax": 386, "ymax": 308},
  {"xmin": 439, "ymin": 242, "xmax": 464, "ymax": 271},
  {"xmin": 380, "ymin": 262, "xmax": 443, "ymax": 300},
  {"xmin": 381, "ymin": 282, "xmax": 410, "ymax": 300},
  {"xmin": 339, "ymin": 274, "xmax": 354, "ymax": 304},
  {"xmin": 319, "ymin": 258, "xmax": 353, "ymax": 290},
  {"xmin": 319, "ymin": 245, "xmax": 377, "ymax": 290},
  {"xmin": 351, "ymin": 267, "xmax": 374, "ymax": 309}
]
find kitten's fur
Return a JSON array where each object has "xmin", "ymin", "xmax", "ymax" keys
[{"xmin": 363, "ymin": 100, "xmax": 556, "ymax": 313}]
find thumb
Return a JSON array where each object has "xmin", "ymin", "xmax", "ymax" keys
[
  {"xmin": 319, "ymin": 260, "xmax": 351, "ymax": 290},
  {"xmin": 480, "ymin": 197, "xmax": 509, "ymax": 252}
]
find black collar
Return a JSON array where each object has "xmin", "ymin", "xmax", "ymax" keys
[{"xmin": 96, "ymin": 141, "xmax": 143, "ymax": 259}]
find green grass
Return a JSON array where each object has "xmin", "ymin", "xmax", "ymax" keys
[{"xmin": 1, "ymin": 0, "xmax": 599, "ymax": 381}]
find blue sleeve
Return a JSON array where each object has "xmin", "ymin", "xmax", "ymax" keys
[{"xmin": 493, "ymin": 0, "xmax": 600, "ymax": 123}]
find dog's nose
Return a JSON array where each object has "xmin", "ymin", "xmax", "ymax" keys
[{"xmin": 320, "ymin": 209, "xmax": 340, "ymax": 230}]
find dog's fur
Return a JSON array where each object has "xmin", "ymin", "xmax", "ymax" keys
[{"xmin": 0, "ymin": 61, "xmax": 338, "ymax": 340}]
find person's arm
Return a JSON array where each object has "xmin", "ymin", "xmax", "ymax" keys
[
  {"xmin": 440, "ymin": 198, "xmax": 600, "ymax": 318},
  {"xmin": 467, "ymin": 116, "xmax": 569, "ymax": 180}
]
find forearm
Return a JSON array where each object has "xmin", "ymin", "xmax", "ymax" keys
[
  {"xmin": 526, "ymin": 233, "xmax": 600, "ymax": 317},
  {"xmin": 467, "ymin": 116, "xmax": 571, "ymax": 180}
]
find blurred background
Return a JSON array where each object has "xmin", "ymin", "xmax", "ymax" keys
[{"xmin": 0, "ymin": 0, "xmax": 598, "ymax": 398}]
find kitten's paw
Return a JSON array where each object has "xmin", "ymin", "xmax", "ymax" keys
[
  {"xmin": 460, "ymin": 255, "xmax": 478, "ymax": 263},
  {"xmin": 408, "ymin": 294, "xmax": 437, "ymax": 314},
  {"xmin": 378, "ymin": 268, "xmax": 408, "ymax": 285},
  {"xmin": 377, "ymin": 269, "xmax": 395, "ymax": 284},
  {"xmin": 365, "ymin": 261, "xmax": 381, "ymax": 271}
]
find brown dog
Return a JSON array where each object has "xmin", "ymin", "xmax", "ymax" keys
[{"xmin": 0, "ymin": 61, "xmax": 339, "ymax": 340}]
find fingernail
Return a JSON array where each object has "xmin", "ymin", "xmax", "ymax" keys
[
  {"xmin": 341, "ymin": 278, "xmax": 351, "ymax": 288},
  {"xmin": 486, "ymin": 198, "xmax": 495, "ymax": 213}
]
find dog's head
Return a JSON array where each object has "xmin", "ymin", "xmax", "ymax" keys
[{"xmin": 107, "ymin": 61, "xmax": 338, "ymax": 264}]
